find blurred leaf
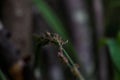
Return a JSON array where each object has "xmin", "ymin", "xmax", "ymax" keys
[
  {"xmin": 106, "ymin": 39, "xmax": 120, "ymax": 72},
  {"xmin": 116, "ymin": 32, "xmax": 120, "ymax": 45},
  {"xmin": 114, "ymin": 68, "xmax": 120, "ymax": 80},
  {"xmin": 106, "ymin": 39, "xmax": 120, "ymax": 80},
  {"xmin": 33, "ymin": 0, "xmax": 68, "ymax": 39},
  {"xmin": 98, "ymin": 37, "xmax": 106, "ymax": 47},
  {"xmin": 0, "ymin": 70, "xmax": 6, "ymax": 80},
  {"xmin": 109, "ymin": 1, "xmax": 120, "ymax": 8},
  {"xmin": 106, "ymin": 32, "xmax": 120, "ymax": 80}
]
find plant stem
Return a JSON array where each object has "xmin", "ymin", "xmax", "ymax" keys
[{"xmin": 58, "ymin": 43, "xmax": 85, "ymax": 80}]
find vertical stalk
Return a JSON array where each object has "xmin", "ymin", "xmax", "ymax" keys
[
  {"xmin": 64, "ymin": 0, "xmax": 95, "ymax": 80},
  {"xmin": 93, "ymin": 0, "xmax": 109, "ymax": 80}
]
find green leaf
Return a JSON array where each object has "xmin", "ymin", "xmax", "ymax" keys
[
  {"xmin": 106, "ymin": 39, "xmax": 120, "ymax": 72},
  {"xmin": 109, "ymin": 1, "xmax": 120, "ymax": 8},
  {"xmin": 0, "ymin": 70, "xmax": 6, "ymax": 80},
  {"xmin": 33, "ymin": 0, "xmax": 68, "ymax": 40},
  {"xmin": 114, "ymin": 68, "xmax": 120, "ymax": 80},
  {"xmin": 98, "ymin": 37, "xmax": 106, "ymax": 47},
  {"xmin": 116, "ymin": 32, "xmax": 120, "ymax": 45}
]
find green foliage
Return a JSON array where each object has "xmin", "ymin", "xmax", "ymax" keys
[
  {"xmin": 98, "ymin": 37, "xmax": 106, "ymax": 47},
  {"xmin": 116, "ymin": 32, "xmax": 120, "ymax": 45},
  {"xmin": 0, "ymin": 70, "xmax": 6, "ymax": 80},
  {"xmin": 109, "ymin": 0, "xmax": 120, "ymax": 8},
  {"xmin": 106, "ymin": 39, "xmax": 120, "ymax": 71},
  {"xmin": 33, "ymin": 0, "xmax": 68, "ymax": 39},
  {"xmin": 114, "ymin": 69, "xmax": 120, "ymax": 80},
  {"xmin": 106, "ymin": 32, "xmax": 120, "ymax": 80}
]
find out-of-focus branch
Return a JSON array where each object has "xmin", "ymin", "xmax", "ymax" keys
[
  {"xmin": 92, "ymin": 0, "xmax": 109, "ymax": 80},
  {"xmin": 63, "ymin": 0, "xmax": 96, "ymax": 80}
]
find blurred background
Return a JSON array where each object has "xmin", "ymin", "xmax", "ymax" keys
[{"xmin": 0, "ymin": 0, "xmax": 120, "ymax": 80}]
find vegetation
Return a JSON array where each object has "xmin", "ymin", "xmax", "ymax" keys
[{"xmin": 0, "ymin": 0, "xmax": 120, "ymax": 80}]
